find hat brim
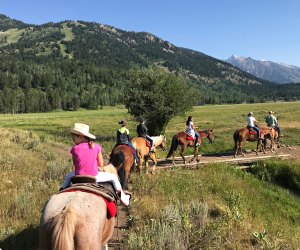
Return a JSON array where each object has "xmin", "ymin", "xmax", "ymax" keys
[{"xmin": 69, "ymin": 128, "xmax": 96, "ymax": 139}]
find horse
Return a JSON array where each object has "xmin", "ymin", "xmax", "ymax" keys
[
  {"xmin": 109, "ymin": 144, "xmax": 135, "ymax": 190},
  {"xmin": 131, "ymin": 135, "xmax": 167, "ymax": 174},
  {"xmin": 39, "ymin": 191, "xmax": 115, "ymax": 250},
  {"xmin": 166, "ymin": 130, "xmax": 215, "ymax": 165},
  {"xmin": 261, "ymin": 127, "xmax": 280, "ymax": 152},
  {"xmin": 233, "ymin": 127, "xmax": 266, "ymax": 157}
]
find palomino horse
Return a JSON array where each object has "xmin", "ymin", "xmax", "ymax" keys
[
  {"xmin": 261, "ymin": 127, "xmax": 279, "ymax": 152},
  {"xmin": 233, "ymin": 127, "xmax": 266, "ymax": 157},
  {"xmin": 131, "ymin": 135, "xmax": 167, "ymax": 174},
  {"xmin": 109, "ymin": 144, "xmax": 134, "ymax": 190},
  {"xmin": 166, "ymin": 130, "xmax": 215, "ymax": 165},
  {"xmin": 39, "ymin": 191, "xmax": 115, "ymax": 250}
]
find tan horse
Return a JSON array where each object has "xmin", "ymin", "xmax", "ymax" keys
[
  {"xmin": 166, "ymin": 130, "xmax": 215, "ymax": 165},
  {"xmin": 131, "ymin": 135, "xmax": 167, "ymax": 174},
  {"xmin": 261, "ymin": 127, "xmax": 279, "ymax": 152},
  {"xmin": 39, "ymin": 191, "xmax": 115, "ymax": 250},
  {"xmin": 233, "ymin": 127, "xmax": 266, "ymax": 157}
]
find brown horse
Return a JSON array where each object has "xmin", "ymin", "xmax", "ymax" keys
[
  {"xmin": 39, "ymin": 191, "xmax": 115, "ymax": 250},
  {"xmin": 131, "ymin": 135, "xmax": 167, "ymax": 174},
  {"xmin": 109, "ymin": 144, "xmax": 134, "ymax": 190},
  {"xmin": 166, "ymin": 130, "xmax": 215, "ymax": 165},
  {"xmin": 233, "ymin": 127, "xmax": 266, "ymax": 157}
]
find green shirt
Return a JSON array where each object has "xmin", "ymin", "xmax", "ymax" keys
[{"xmin": 265, "ymin": 115, "xmax": 277, "ymax": 127}]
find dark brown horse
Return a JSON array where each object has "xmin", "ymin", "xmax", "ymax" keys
[
  {"xmin": 233, "ymin": 127, "xmax": 266, "ymax": 157},
  {"xmin": 166, "ymin": 130, "xmax": 215, "ymax": 165},
  {"xmin": 109, "ymin": 144, "xmax": 134, "ymax": 190}
]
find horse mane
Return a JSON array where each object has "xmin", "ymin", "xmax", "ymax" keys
[{"xmin": 49, "ymin": 205, "xmax": 77, "ymax": 250}]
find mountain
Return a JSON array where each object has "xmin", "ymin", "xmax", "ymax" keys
[
  {"xmin": 226, "ymin": 55, "xmax": 300, "ymax": 84},
  {"xmin": 0, "ymin": 14, "xmax": 300, "ymax": 113}
]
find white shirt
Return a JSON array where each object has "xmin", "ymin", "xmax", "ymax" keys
[
  {"xmin": 186, "ymin": 121, "xmax": 195, "ymax": 137},
  {"xmin": 247, "ymin": 116, "xmax": 257, "ymax": 127}
]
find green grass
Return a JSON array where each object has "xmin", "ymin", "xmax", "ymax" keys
[
  {"xmin": 129, "ymin": 165, "xmax": 300, "ymax": 249},
  {"xmin": 0, "ymin": 28, "xmax": 24, "ymax": 44}
]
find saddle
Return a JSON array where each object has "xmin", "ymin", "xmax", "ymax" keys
[
  {"xmin": 61, "ymin": 176, "xmax": 118, "ymax": 218},
  {"xmin": 185, "ymin": 132, "xmax": 200, "ymax": 144},
  {"xmin": 247, "ymin": 127, "xmax": 262, "ymax": 136}
]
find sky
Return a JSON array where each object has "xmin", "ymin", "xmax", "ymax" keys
[{"xmin": 1, "ymin": 0, "xmax": 300, "ymax": 66}]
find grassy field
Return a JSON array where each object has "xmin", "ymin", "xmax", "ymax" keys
[{"xmin": 0, "ymin": 101, "xmax": 299, "ymax": 249}]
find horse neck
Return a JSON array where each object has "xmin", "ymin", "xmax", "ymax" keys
[
  {"xmin": 151, "ymin": 136, "xmax": 162, "ymax": 146},
  {"xmin": 198, "ymin": 130, "xmax": 208, "ymax": 138}
]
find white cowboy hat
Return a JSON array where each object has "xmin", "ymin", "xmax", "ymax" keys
[
  {"xmin": 269, "ymin": 111, "xmax": 274, "ymax": 114},
  {"xmin": 69, "ymin": 123, "xmax": 96, "ymax": 139}
]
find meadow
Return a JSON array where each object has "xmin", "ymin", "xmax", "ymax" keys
[{"xmin": 0, "ymin": 101, "xmax": 299, "ymax": 249}]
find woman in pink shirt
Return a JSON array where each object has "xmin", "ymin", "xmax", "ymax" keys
[{"xmin": 62, "ymin": 123, "xmax": 130, "ymax": 206}]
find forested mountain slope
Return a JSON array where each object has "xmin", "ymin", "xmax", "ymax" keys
[{"xmin": 0, "ymin": 14, "xmax": 299, "ymax": 113}]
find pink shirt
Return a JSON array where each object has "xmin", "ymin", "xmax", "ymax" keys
[{"xmin": 70, "ymin": 142, "xmax": 102, "ymax": 176}]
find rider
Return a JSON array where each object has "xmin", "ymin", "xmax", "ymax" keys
[
  {"xmin": 116, "ymin": 120, "xmax": 138, "ymax": 166},
  {"xmin": 62, "ymin": 123, "xmax": 130, "ymax": 206},
  {"xmin": 136, "ymin": 117, "xmax": 155, "ymax": 152},
  {"xmin": 265, "ymin": 111, "xmax": 283, "ymax": 137},
  {"xmin": 247, "ymin": 112, "xmax": 262, "ymax": 140},
  {"xmin": 185, "ymin": 116, "xmax": 200, "ymax": 147}
]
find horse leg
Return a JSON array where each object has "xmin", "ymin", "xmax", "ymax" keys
[
  {"xmin": 145, "ymin": 156, "xmax": 149, "ymax": 175},
  {"xmin": 189, "ymin": 146, "xmax": 198, "ymax": 163},
  {"xmin": 180, "ymin": 145, "xmax": 186, "ymax": 164},
  {"xmin": 138, "ymin": 157, "xmax": 144, "ymax": 174},
  {"xmin": 239, "ymin": 141, "xmax": 245, "ymax": 156},
  {"xmin": 149, "ymin": 154, "xmax": 157, "ymax": 173}
]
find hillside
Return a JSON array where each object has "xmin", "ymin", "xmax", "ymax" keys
[
  {"xmin": 1, "ymin": 14, "xmax": 300, "ymax": 113},
  {"xmin": 226, "ymin": 55, "xmax": 300, "ymax": 84}
]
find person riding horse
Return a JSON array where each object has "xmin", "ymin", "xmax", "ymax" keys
[
  {"xmin": 136, "ymin": 118, "xmax": 155, "ymax": 152},
  {"xmin": 116, "ymin": 120, "xmax": 138, "ymax": 166},
  {"xmin": 247, "ymin": 112, "xmax": 262, "ymax": 140},
  {"xmin": 265, "ymin": 111, "xmax": 283, "ymax": 137},
  {"xmin": 185, "ymin": 116, "xmax": 200, "ymax": 147}
]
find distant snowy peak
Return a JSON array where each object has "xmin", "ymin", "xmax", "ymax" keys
[{"xmin": 226, "ymin": 55, "xmax": 300, "ymax": 84}]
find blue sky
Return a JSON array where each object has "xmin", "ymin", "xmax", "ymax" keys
[{"xmin": 1, "ymin": 0, "xmax": 300, "ymax": 66}]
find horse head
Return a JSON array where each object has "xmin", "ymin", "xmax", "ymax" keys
[
  {"xmin": 207, "ymin": 129, "xmax": 215, "ymax": 143},
  {"xmin": 159, "ymin": 135, "xmax": 167, "ymax": 151}
]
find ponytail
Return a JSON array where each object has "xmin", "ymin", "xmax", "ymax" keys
[{"xmin": 87, "ymin": 138, "xmax": 95, "ymax": 149}]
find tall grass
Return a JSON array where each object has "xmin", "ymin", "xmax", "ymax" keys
[{"xmin": 128, "ymin": 165, "xmax": 300, "ymax": 249}]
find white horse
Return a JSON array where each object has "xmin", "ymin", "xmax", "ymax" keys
[{"xmin": 39, "ymin": 191, "xmax": 115, "ymax": 250}]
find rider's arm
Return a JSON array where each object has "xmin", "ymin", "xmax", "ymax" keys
[{"xmin": 97, "ymin": 151, "xmax": 104, "ymax": 167}]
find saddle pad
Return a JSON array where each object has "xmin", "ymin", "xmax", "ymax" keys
[
  {"xmin": 145, "ymin": 140, "xmax": 151, "ymax": 148},
  {"xmin": 62, "ymin": 182, "xmax": 118, "ymax": 202},
  {"xmin": 63, "ymin": 189, "xmax": 117, "ymax": 219}
]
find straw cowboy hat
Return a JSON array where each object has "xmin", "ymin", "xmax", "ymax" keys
[
  {"xmin": 118, "ymin": 120, "xmax": 127, "ymax": 125},
  {"xmin": 69, "ymin": 123, "xmax": 96, "ymax": 139},
  {"xmin": 248, "ymin": 112, "xmax": 253, "ymax": 116},
  {"xmin": 269, "ymin": 111, "xmax": 274, "ymax": 114}
]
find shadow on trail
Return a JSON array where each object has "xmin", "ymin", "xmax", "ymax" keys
[{"xmin": 0, "ymin": 225, "xmax": 39, "ymax": 250}]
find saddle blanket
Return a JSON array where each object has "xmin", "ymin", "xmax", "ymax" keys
[{"xmin": 62, "ymin": 189, "xmax": 117, "ymax": 219}]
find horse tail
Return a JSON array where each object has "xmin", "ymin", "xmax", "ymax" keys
[
  {"xmin": 233, "ymin": 130, "xmax": 239, "ymax": 150},
  {"xmin": 50, "ymin": 206, "xmax": 77, "ymax": 250},
  {"xmin": 166, "ymin": 135, "xmax": 178, "ymax": 158}
]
